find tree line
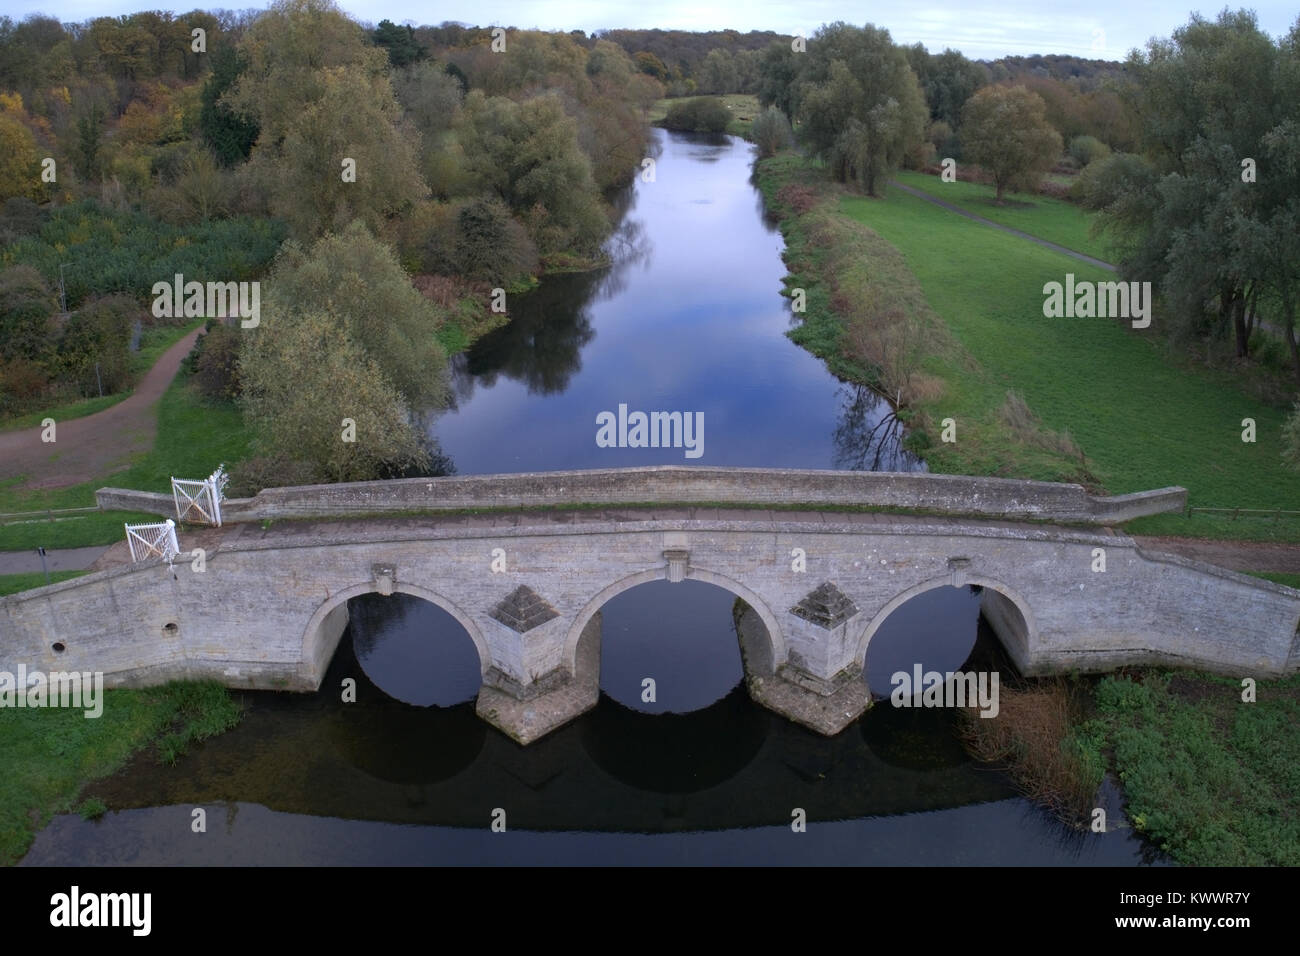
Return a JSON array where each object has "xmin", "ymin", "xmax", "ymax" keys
[{"xmin": 0, "ymin": 0, "xmax": 663, "ymax": 489}]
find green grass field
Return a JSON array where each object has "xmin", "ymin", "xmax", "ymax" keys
[
  {"xmin": 0, "ymin": 570, "xmax": 88, "ymax": 595},
  {"xmin": 0, "ymin": 681, "xmax": 242, "ymax": 865},
  {"xmin": 0, "ymin": 377, "xmax": 250, "ymax": 551},
  {"xmin": 836, "ymin": 184, "xmax": 1298, "ymax": 541},
  {"xmin": 1075, "ymin": 671, "xmax": 1300, "ymax": 865},
  {"xmin": 892, "ymin": 169, "xmax": 1115, "ymax": 263}
]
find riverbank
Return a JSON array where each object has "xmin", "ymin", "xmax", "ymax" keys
[
  {"xmin": 0, "ymin": 680, "xmax": 242, "ymax": 865},
  {"xmin": 755, "ymin": 151, "xmax": 1300, "ymax": 544},
  {"xmin": 960, "ymin": 669, "xmax": 1300, "ymax": 865}
]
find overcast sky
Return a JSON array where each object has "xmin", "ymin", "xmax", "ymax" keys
[{"xmin": 3, "ymin": 0, "xmax": 1297, "ymax": 60}]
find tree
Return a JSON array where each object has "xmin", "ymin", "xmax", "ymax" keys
[
  {"xmin": 699, "ymin": 48, "xmax": 738, "ymax": 94},
  {"xmin": 1284, "ymin": 402, "xmax": 1300, "ymax": 471},
  {"xmin": 199, "ymin": 45, "xmax": 259, "ymax": 166},
  {"xmin": 393, "ymin": 59, "xmax": 464, "ymax": 136},
  {"xmin": 791, "ymin": 22, "xmax": 927, "ymax": 196},
  {"xmin": 57, "ymin": 295, "xmax": 135, "ymax": 396},
  {"xmin": 258, "ymin": 64, "xmax": 426, "ymax": 239},
  {"xmin": 925, "ymin": 48, "xmax": 987, "ymax": 129},
  {"xmin": 373, "ymin": 19, "xmax": 425, "ymax": 68},
  {"xmin": 456, "ymin": 91, "xmax": 607, "ymax": 256},
  {"xmin": 74, "ymin": 101, "xmax": 104, "ymax": 182},
  {"xmin": 239, "ymin": 308, "xmax": 430, "ymax": 483},
  {"xmin": 0, "ymin": 265, "xmax": 56, "ymax": 363},
  {"xmin": 224, "ymin": 0, "xmax": 389, "ymax": 150},
  {"xmin": 1082, "ymin": 11, "xmax": 1299, "ymax": 369},
  {"xmin": 756, "ymin": 40, "xmax": 798, "ymax": 116},
  {"xmin": 634, "ymin": 51, "xmax": 667, "ymax": 81},
  {"xmin": 259, "ymin": 221, "xmax": 449, "ymax": 409},
  {"xmin": 751, "ymin": 106, "xmax": 794, "ymax": 157},
  {"xmin": 960, "ymin": 85, "xmax": 1062, "ymax": 201},
  {"xmin": 0, "ymin": 111, "xmax": 40, "ymax": 202},
  {"xmin": 453, "ymin": 196, "xmax": 537, "ymax": 282}
]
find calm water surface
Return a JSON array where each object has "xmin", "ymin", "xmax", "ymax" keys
[{"xmin": 22, "ymin": 131, "xmax": 1163, "ymax": 866}]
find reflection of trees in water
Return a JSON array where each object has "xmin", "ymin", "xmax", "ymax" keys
[
  {"xmin": 441, "ymin": 209, "xmax": 651, "ymax": 402},
  {"xmin": 460, "ymin": 275, "xmax": 598, "ymax": 396},
  {"xmin": 832, "ymin": 383, "xmax": 924, "ymax": 473},
  {"xmin": 749, "ymin": 163, "xmax": 781, "ymax": 236}
]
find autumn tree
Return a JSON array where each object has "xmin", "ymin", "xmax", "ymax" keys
[
  {"xmin": 238, "ymin": 222, "xmax": 451, "ymax": 482},
  {"xmin": 258, "ymin": 221, "xmax": 449, "ymax": 408},
  {"xmin": 456, "ymin": 91, "xmax": 607, "ymax": 256},
  {"xmin": 239, "ymin": 308, "xmax": 430, "ymax": 484},
  {"xmin": 791, "ymin": 22, "xmax": 927, "ymax": 196},
  {"xmin": 961, "ymin": 85, "xmax": 1062, "ymax": 201},
  {"xmin": 0, "ymin": 108, "xmax": 40, "ymax": 202}
]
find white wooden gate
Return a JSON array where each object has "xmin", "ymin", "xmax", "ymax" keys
[
  {"xmin": 171, "ymin": 464, "xmax": 228, "ymax": 527},
  {"xmin": 125, "ymin": 519, "xmax": 180, "ymax": 563}
]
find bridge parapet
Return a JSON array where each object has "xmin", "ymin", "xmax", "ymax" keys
[{"xmin": 96, "ymin": 466, "xmax": 1187, "ymax": 526}]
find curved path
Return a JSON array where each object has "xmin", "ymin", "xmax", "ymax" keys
[
  {"xmin": 0, "ymin": 328, "xmax": 202, "ymax": 490},
  {"xmin": 888, "ymin": 179, "xmax": 1117, "ymax": 271}
]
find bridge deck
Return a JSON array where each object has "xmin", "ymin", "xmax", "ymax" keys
[{"xmin": 89, "ymin": 506, "xmax": 1121, "ymax": 568}]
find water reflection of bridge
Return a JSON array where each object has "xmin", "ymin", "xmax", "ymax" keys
[{"xmin": 90, "ymin": 630, "xmax": 1016, "ymax": 834}]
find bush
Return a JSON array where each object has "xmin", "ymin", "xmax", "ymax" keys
[
  {"xmin": 662, "ymin": 96, "xmax": 730, "ymax": 133},
  {"xmin": 454, "ymin": 197, "xmax": 538, "ymax": 283},
  {"xmin": 57, "ymin": 295, "xmax": 136, "ymax": 396},
  {"xmin": 0, "ymin": 264, "xmax": 57, "ymax": 363},
  {"xmin": 0, "ymin": 357, "xmax": 49, "ymax": 412},
  {"xmin": 1068, "ymin": 135, "xmax": 1111, "ymax": 168},
  {"xmin": 751, "ymin": 106, "xmax": 795, "ymax": 158},
  {"xmin": 226, "ymin": 455, "xmax": 318, "ymax": 498},
  {"xmin": 189, "ymin": 320, "xmax": 242, "ymax": 400},
  {"xmin": 1283, "ymin": 401, "xmax": 1300, "ymax": 472},
  {"xmin": 0, "ymin": 197, "xmax": 45, "ymax": 246}
]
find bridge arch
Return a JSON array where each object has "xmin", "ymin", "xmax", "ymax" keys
[
  {"xmin": 300, "ymin": 582, "xmax": 491, "ymax": 688},
  {"xmin": 561, "ymin": 565, "xmax": 787, "ymax": 678},
  {"xmin": 854, "ymin": 574, "xmax": 1035, "ymax": 671}
]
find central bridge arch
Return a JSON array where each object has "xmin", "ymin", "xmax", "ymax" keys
[
  {"xmin": 854, "ymin": 574, "xmax": 1035, "ymax": 673},
  {"xmin": 301, "ymin": 581, "xmax": 491, "ymax": 689},
  {"xmin": 562, "ymin": 565, "xmax": 787, "ymax": 679}
]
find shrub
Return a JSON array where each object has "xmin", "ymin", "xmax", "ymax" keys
[
  {"xmin": 190, "ymin": 320, "xmax": 242, "ymax": 400},
  {"xmin": 663, "ymin": 96, "xmax": 730, "ymax": 133},
  {"xmin": 0, "ymin": 264, "xmax": 57, "ymax": 363},
  {"xmin": 1068, "ymin": 135, "xmax": 1111, "ymax": 168},
  {"xmin": 1283, "ymin": 401, "xmax": 1300, "ymax": 472},
  {"xmin": 751, "ymin": 106, "xmax": 795, "ymax": 158},
  {"xmin": 3, "ymin": 200, "xmax": 286, "ymax": 309},
  {"xmin": 57, "ymin": 295, "xmax": 137, "ymax": 396},
  {"xmin": 454, "ymin": 197, "xmax": 538, "ymax": 283},
  {"xmin": 0, "ymin": 357, "xmax": 49, "ymax": 412}
]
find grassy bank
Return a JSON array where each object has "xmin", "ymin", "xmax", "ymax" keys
[
  {"xmin": 0, "ymin": 571, "xmax": 88, "ymax": 595},
  {"xmin": 757, "ymin": 151, "xmax": 1300, "ymax": 542},
  {"xmin": 1080, "ymin": 672, "xmax": 1300, "ymax": 865},
  {"xmin": 963, "ymin": 670, "xmax": 1300, "ymax": 865},
  {"xmin": 0, "ymin": 680, "xmax": 242, "ymax": 865}
]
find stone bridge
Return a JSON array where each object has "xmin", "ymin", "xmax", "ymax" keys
[{"xmin": 3, "ymin": 467, "xmax": 1298, "ymax": 743}]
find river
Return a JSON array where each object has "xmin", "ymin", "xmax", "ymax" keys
[{"xmin": 20, "ymin": 130, "xmax": 1164, "ymax": 866}]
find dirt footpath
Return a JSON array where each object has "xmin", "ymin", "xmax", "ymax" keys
[
  {"xmin": 1134, "ymin": 536, "xmax": 1300, "ymax": 574},
  {"xmin": 0, "ymin": 328, "xmax": 202, "ymax": 490}
]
